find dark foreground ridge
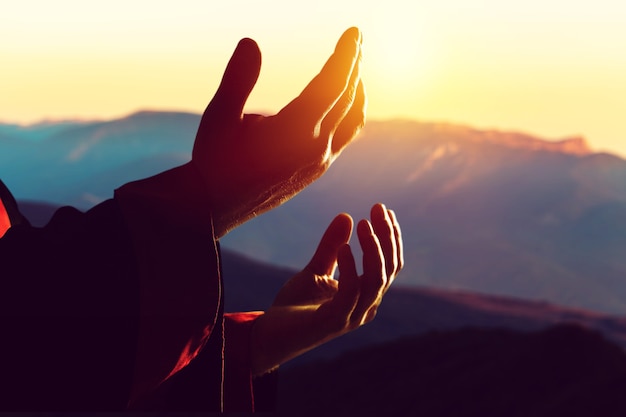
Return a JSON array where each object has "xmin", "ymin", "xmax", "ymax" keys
[{"xmin": 278, "ymin": 324, "xmax": 626, "ymax": 417}]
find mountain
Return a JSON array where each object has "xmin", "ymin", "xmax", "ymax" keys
[
  {"xmin": 221, "ymin": 249, "xmax": 626, "ymax": 414},
  {"xmin": 223, "ymin": 120, "xmax": 626, "ymax": 313},
  {"xmin": 277, "ymin": 324, "xmax": 626, "ymax": 416},
  {"xmin": 3, "ymin": 112, "xmax": 626, "ymax": 313},
  {"xmin": 0, "ymin": 111, "xmax": 198, "ymax": 207},
  {"xmin": 219, "ymin": 249, "xmax": 626, "ymax": 366},
  {"xmin": 16, "ymin": 201, "xmax": 59, "ymax": 227}
]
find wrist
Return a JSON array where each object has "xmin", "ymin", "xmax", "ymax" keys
[
  {"xmin": 250, "ymin": 313, "xmax": 279, "ymax": 377},
  {"xmin": 115, "ymin": 162, "xmax": 215, "ymax": 235}
]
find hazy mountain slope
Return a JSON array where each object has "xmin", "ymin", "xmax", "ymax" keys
[
  {"xmin": 3, "ymin": 112, "xmax": 626, "ymax": 313},
  {"xmin": 223, "ymin": 120, "xmax": 626, "ymax": 313},
  {"xmin": 278, "ymin": 325, "xmax": 626, "ymax": 417},
  {"xmin": 0, "ymin": 111, "xmax": 198, "ymax": 207},
  {"xmin": 16, "ymin": 201, "xmax": 59, "ymax": 227},
  {"xmin": 220, "ymin": 250, "xmax": 626, "ymax": 367}
]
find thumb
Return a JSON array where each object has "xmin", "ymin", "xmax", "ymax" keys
[
  {"xmin": 306, "ymin": 213, "xmax": 353, "ymax": 276},
  {"xmin": 205, "ymin": 38, "xmax": 261, "ymax": 123}
]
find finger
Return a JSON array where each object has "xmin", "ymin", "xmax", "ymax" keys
[
  {"xmin": 389, "ymin": 209, "xmax": 404, "ymax": 275},
  {"xmin": 278, "ymin": 27, "xmax": 361, "ymax": 130},
  {"xmin": 359, "ymin": 219, "xmax": 386, "ymax": 295},
  {"xmin": 203, "ymin": 38, "xmax": 262, "ymax": 125},
  {"xmin": 318, "ymin": 46, "xmax": 362, "ymax": 141},
  {"xmin": 370, "ymin": 203, "xmax": 397, "ymax": 288},
  {"xmin": 306, "ymin": 213, "xmax": 353, "ymax": 276},
  {"xmin": 331, "ymin": 80, "xmax": 367, "ymax": 155},
  {"xmin": 350, "ymin": 219, "xmax": 385, "ymax": 325},
  {"xmin": 331, "ymin": 243, "xmax": 360, "ymax": 323}
]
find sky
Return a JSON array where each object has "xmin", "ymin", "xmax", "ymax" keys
[{"xmin": 2, "ymin": 0, "xmax": 626, "ymax": 158}]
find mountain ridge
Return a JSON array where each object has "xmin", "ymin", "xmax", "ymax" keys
[
  {"xmin": 1, "ymin": 111, "xmax": 615, "ymax": 158},
  {"xmin": 278, "ymin": 324, "xmax": 626, "ymax": 416},
  {"xmin": 3, "ymin": 112, "xmax": 626, "ymax": 314}
]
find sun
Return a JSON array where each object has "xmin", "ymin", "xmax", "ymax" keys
[
  {"xmin": 361, "ymin": 19, "xmax": 438, "ymax": 118},
  {"xmin": 369, "ymin": 28, "xmax": 423, "ymax": 83}
]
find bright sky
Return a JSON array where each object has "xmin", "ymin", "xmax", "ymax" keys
[{"xmin": 2, "ymin": 0, "xmax": 626, "ymax": 157}]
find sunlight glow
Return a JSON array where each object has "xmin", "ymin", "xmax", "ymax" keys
[{"xmin": 2, "ymin": 0, "xmax": 626, "ymax": 158}]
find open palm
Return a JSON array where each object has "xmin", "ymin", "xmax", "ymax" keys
[
  {"xmin": 191, "ymin": 27, "xmax": 365, "ymax": 238},
  {"xmin": 251, "ymin": 204, "xmax": 403, "ymax": 375}
]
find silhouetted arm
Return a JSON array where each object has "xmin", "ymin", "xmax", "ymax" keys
[{"xmin": 114, "ymin": 164, "xmax": 267, "ymax": 412}]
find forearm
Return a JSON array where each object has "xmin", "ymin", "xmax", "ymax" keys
[
  {"xmin": 115, "ymin": 162, "xmax": 225, "ymax": 404},
  {"xmin": 250, "ymin": 306, "xmax": 344, "ymax": 376}
]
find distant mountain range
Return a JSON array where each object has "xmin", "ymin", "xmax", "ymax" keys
[
  {"xmin": 2, "ymin": 111, "xmax": 626, "ymax": 314},
  {"xmin": 220, "ymin": 249, "xmax": 626, "ymax": 361},
  {"xmin": 0, "ymin": 111, "xmax": 199, "ymax": 206}
]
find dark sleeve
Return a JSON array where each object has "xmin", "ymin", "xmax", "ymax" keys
[
  {"xmin": 115, "ymin": 162, "xmax": 275, "ymax": 412},
  {"xmin": 0, "ymin": 200, "xmax": 140, "ymax": 411}
]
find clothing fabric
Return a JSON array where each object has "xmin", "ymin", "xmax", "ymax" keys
[{"xmin": 0, "ymin": 165, "xmax": 273, "ymax": 412}]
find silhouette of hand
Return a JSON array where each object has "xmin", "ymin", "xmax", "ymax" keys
[
  {"xmin": 191, "ymin": 27, "xmax": 365, "ymax": 238},
  {"xmin": 250, "ymin": 203, "xmax": 403, "ymax": 375}
]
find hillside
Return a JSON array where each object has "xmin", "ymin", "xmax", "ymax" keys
[
  {"xmin": 278, "ymin": 324, "xmax": 626, "ymax": 416},
  {"xmin": 224, "ymin": 120, "xmax": 626, "ymax": 313},
  {"xmin": 219, "ymin": 249, "xmax": 626, "ymax": 366}
]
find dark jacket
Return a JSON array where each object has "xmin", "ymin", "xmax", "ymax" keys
[{"xmin": 0, "ymin": 165, "xmax": 273, "ymax": 412}]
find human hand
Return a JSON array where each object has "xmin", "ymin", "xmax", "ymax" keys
[
  {"xmin": 191, "ymin": 27, "xmax": 365, "ymax": 238},
  {"xmin": 250, "ymin": 203, "xmax": 403, "ymax": 376}
]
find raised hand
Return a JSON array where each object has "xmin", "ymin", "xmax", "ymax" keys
[
  {"xmin": 191, "ymin": 27, "xmax": 365, "ymax": 238},
  {"xmin": 250, "ymin": 203, "xmax": 403, "ymax": 376}
]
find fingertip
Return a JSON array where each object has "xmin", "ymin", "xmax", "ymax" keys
[
  {"xmin": 357, "ymin": 218, "xmax": 373, "ymax": 235},
  {"xmin": 234, "ymin": 37, "xmax": 261, "ymax": 66},
  {"xmin": 238, "ymin": 37, "xmax": 257, "ymax": 48},
  {"xmin": 324, "ymin": 213, "xmax": 353, "ymax": 245},
  {"xmin": 335, "ymin": 27, "xmax": 361, "ymax": 57},
  {"xmin": 342, "ymin": 27, "xmax": 361, "ymax": 42},
  {"xmin": 307, "ymin": 213, "xmax": 355, "ymax": 275},
  {"xmin": 388, "ymin": 209, "xmax": 400, "ymax": 228},
  {"xmin": 371, "ymin": 203, "xmax": 386, "ymax": 218},
  {"xmin": 333, "ymin": 212, "xmax": 354, "ymax": 229},
  {"xmin": 208, "ymin": 36, "xmax": 262, "ymax": 121}
]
